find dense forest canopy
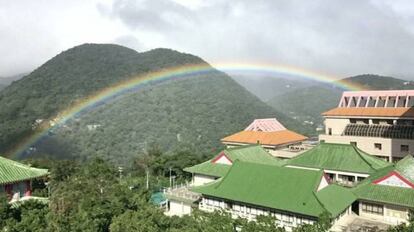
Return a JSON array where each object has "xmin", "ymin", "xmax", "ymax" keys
[{"xmin": 0, "ymin": 43, "xmax": 312, "ymax": 163}]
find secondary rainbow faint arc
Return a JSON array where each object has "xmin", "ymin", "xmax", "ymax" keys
[{"xmin": 8, "ymin": 62, "xmax": 365, "ymax": 159}]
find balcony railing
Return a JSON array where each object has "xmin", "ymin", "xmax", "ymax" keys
[
  {"xmin": 343, "ymin": 124, "xmax": 414, "ymax": 139},
  {"xmin": 164, "ymin": 184, "xmax": 200, "ymax": 202}
]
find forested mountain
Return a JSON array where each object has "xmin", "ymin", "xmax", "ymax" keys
[
  {"xmin": 0, "ymin": 43, "xmax": 310, "ymax": 162},
  {"xmin": 266, "ymin": 85, "xmax": 342, "ymax": 129},
  {"xmin": 230, "ymin": 75, "xmax": 316, "ymax": 101},
  {"xmin": 0, "ymin": 84, "xmax": 5, "ymax": 91},
  {"xmin": 0, "ymin": 73, "xmax": 26, "ymax": 86},
  {"xmin": 266, "ymin": 74, "xmax": 414, "ymax": 130}
]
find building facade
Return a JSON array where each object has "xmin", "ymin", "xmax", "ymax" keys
[{"xmin": 320, "ymin": 90, "xmax": 414, "ymax": 162}]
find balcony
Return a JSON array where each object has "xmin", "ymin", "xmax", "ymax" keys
[{"xmin": 164, "ymin": 184, "xmax": 200, "ymax": 203}]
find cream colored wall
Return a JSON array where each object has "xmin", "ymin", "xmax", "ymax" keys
[
  {"xmin": 317, "ymin": 176, "xmax": 329, "ymax": 191},
  {"xmin": 324, "ymin": 118, "xmax": 350, "ymax": 135},
  {"xmin": 359, "ymin": 202, "xmax": 409, "ymax": 225},
  {"xmin": 320, "ymin": 134, "xmax": 392, "ymax": 158},
  {"xmin": 320, "ymin": 134, "xmax": 414, "ymax": 160},
  {"xmin": 385, "ymin": 204, "xmax": 408, "ymax": 225},
  {"xmin": 193, "ymin": 174, "xmax": 216, "ymax": 186},
  {"xmin": 168, "ymin": 200, "xmax": 192, "ymax": 217}
]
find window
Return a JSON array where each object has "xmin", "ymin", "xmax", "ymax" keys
[
  {"xmin": 401, "ymin": 145, "xmax": 409, "ymax": 152},
  {"xmin": 361, "ymin": 202, "xmax": 384, "ymax": 215},
  {"xmin": 356, "ymin": 119, "xmax": 369, "ymax": 124},
  {"xmin": 374, "ymin": 143, "xmax": 382, "ymax": 150},
  {"xmin": 328, "ymin": 128, "xmax": 332, "ymax": 135},
  {"xmin": 233, "ymin": 205, "xmax": 241, "ymax": 211}
]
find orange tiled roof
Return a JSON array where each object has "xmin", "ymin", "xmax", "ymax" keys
[
  {"xmin": 221, "ymin": 130, "xmax": 307, "ymax": 146},
  {"xmin": 322, "ymin": 107, "xmax": 414, "ymax": 117}
]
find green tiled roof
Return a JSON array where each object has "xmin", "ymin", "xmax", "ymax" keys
[
  {"xmin": 395, "ymin": 156, "xmax": 414, "ymax": 183},
  {"xmin": 0, "ymin": 156, "xmax": 48, "ymax": 185},
  {"xmin": 354, "ymin": 184, "xmax": 414, "ymax": 208},
  {"xmin": 192, "ymin": 161, "xmax": 354, "ymax": 218},
  {"xmin": 353, "ymin": 156, "xmax": 414, "ymax": 208},
  {"xmin": 286, "ymin": 143, "xmax": 391, "ymax": 174},
  {"xmin": 184, "ymin": 145, "xmax": 284, "ymax": 177},
  {"xmin": 316, "ymin": 184, "xmax": 356, "ymax": 217}
]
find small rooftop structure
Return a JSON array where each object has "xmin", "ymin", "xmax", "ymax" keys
[
  {"xmin": 244, "ymin": 118, "xmax": 286, "ymax": 132},
  {"xmin": 324, "ymin": 90, "xmax": 414, "ymax": 118}
]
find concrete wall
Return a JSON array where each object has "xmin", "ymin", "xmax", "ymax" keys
[
  {"xmin": 325, "ymin": 118, "xmax": 350, "ymax": 135},
  {"xmin": 168, "ymin": 199, "xmax": 192, "ymax": 217},
  {"xmin": 193, "ymin": 174, "xmax": 217, "ymax": 186}
]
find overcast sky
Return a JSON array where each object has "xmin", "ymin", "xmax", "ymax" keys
[{"xmin": 1, "ymin": 0, "xmax": 414, "ymax": 79}]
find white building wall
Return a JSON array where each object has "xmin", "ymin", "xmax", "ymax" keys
[
  {"xmin": 324, "ymin": 118, "xmax": 350, "ymax": 135},
  {"xmin": 168, "ymin": 200, "xmax": 192, "ymax": 217},
  {"xmin": 193, "ymin": 174, "xmax": 217, "ymax": 186},
  {"xmin": 197, "ymin": 197, "xmax": 353, "ymax": 232}
]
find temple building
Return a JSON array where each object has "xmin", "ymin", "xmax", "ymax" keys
[
  {"xmin": 0, "ymin": 156, "xmax": 48, "ymax": 202},
  {"xmin": 320, "ymin": 90, "xmax": 414, "ymax": 162},
  {"xmin": 165, "ymin": 145, "xmax": 284, "ymax": 216},
  {"xmin": 192, "ymin": 161, "xmax": 355, "ymax": 231},
  {"xmin": 353, "ymin": 155, "xmax": 414, "ymax": 225},
  {"xmin": 221, "ymin": 118, "xmax": 309, "ymax": 158}
]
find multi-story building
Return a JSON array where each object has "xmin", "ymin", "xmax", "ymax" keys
[{"xmin": 320, "ymin": 90, "xmax": 414, "ymax": 162}]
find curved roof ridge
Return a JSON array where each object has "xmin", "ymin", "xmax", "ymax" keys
[
  {"xmin": 351, "ymin": 145, "xmax": 376, "ymax": 171},
  {"xmin": 312, "ymin": 190, "xmax": 329, "ymax": 215}
]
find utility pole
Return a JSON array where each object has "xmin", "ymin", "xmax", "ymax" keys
[
  {"xmin": 118, "ymin": 166, "xmax": 123, "ymax": 180},
  {"xmin": 169, "ymin": 167, "xmax": 172, "ymax": 189}
]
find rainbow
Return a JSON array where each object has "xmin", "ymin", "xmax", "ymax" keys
[{"xmin": 7, "ymin": 62, "xmax": 366, "ymax": 159}]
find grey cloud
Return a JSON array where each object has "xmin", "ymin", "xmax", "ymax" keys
[
  {"xmin": 1, "ymin": 0, "xmax": 414, "ymax": 80},
  {"xmin": 114, "ymin": 35, "xmax": 144, "ymax": 51},
  {"xmin": 107, "ymin": 0, "xmax": 194, "ymax": 31},
  {"xmin": 106, "ymin": 0, "xmax": 414, "ymax": 79}
]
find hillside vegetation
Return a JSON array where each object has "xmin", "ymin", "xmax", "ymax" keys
[{"xmin": 0, "ymin": 44, "xmax": 310, "ymax": 162}]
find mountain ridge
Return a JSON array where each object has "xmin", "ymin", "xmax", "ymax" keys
[{"xmin": 0, "ymin": 43, "xmax": 310, "ymax": 162}]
